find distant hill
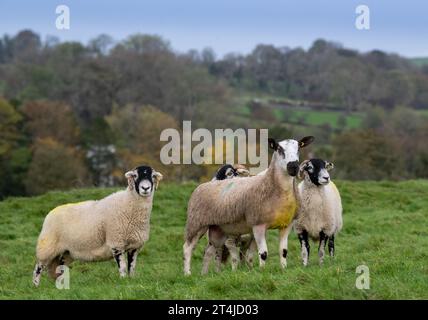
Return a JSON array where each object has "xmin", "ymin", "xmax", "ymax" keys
[{"xmin": 410, "ymin": 57, "xmax": 428, "ymax": 67}]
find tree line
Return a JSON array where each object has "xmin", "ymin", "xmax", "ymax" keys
[{"xmin": 1, "ymin": 30, "xmax": 427, "ymax": 198}]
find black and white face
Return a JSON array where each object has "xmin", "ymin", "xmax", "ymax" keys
[
  {"xmin": 268, "ymin": 136, "xmax": 315, "ymax": 177},
  {"xmin": 301, "ymin": 159, "xmax": 334, "ymax": 186},
  {"xmin": 213, "ymin": 164, "xmax": 250, "ymax": 181},
  {"xmin": 125, "ymin": 166, "xmax": 163, "ymax": 197},
  {"xmin": 215, "ymin": 164, "xmax": 237, "ymax": 180}
]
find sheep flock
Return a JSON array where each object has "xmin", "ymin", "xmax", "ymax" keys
[{"xmin": 32, "ymin": 135, "xmax": 343, "ymax": 286}]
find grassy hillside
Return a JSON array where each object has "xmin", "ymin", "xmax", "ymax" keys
[
  {"xmin": 232, "ymin": 94, "xmax": 363, "ymax": 130},
  {"xmin": 410, "ymin": 57, "xmax": 428, "ymax": 67},
  {"xmin": 0, "ymin": 180, "xmax": 427, "ymax": 299}
]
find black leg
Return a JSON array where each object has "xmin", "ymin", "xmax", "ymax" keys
[
  {"xmin": 318, "ymin": 231, "xmax": 328, "ymax": 264},
  {"xmin": 127, "ymin": 249, "xmax": 137, "ymax": 273},
  {"xmin": 298, "ymin": 230, "xmax": 310, "ymax": 266},
  {"xmin": 112, "ymin": 248, "xmax": 127, "ymax": 277},
  {"xmin": 328, "ymin": 235, "xmax": 335, "ymax": 257},
  {"xmin": 112, "ymin": 248, "xmax": 121, "ymax": 268}
]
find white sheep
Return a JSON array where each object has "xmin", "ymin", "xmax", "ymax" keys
[
  {"xmin": 294, "ymin": 159, "xmax": 343, "ymax": 266},
  {"xmin": 204, "ymin": 164, "xmax": 252, "ymax": 273},
  {"xmin": 184, "ymin": 136, "xmax": 314, "ymax": 275},
  {"xmin": 32, "ymin": 165, "xmax": 163, "ymax": 286}
]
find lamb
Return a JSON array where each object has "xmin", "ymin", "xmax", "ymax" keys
[
  {"xmin": 294, "ymin": 159, "xmax": 343, "ymax": 266},
  {"xmin": 211, "ymin": 164, "xmax": 250, "ymax": 181},
  {"xmin": 183, "ymin": 136, "xmax": 314, "ymax": 275},
  {"xmin": 32, "ymin": 165, "xmax": 163, "ymax": 286}
]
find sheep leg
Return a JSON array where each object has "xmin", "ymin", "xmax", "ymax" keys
[
  {"xmin": 48, "ymin": 254, "xmax": 67, "ymax": 279},
  {"xmin": 328, "ymin": 235, "xmax": 335, "ymax": 257},
  {"xmin": 318, "ymin": 231, "xmax": 328, "ymax": 265},
  {"xmin": 214, "ymin": 246, "xmax": 224, "ymax": 272},
  {"xmin": 127, "ymin": 249, "xmax": 139, "ymax": 277},
  {"xmin": 112, "ymin": 248, "xmax": 127, "ymax": 277},
  {"xmin": 279, "ymin": 222, "xmax": 294, "ymax": 269},
  {"xmin": 245, "ymin": 239, "xmax": 258, "ymax": 267},
  {"xmin": 183, "ymin": 228, "xmax": 207, "ymax": 276},
  {"xmin": 252, "ymin": 224, "xmax": 268, "ymax": 268},
  {"xmin": 298, "ymin": 230, "xmax": 310, "ymax": 266},
  {"xmin": 201, "ymin": 243, "xmax": 216, "ymax": 275},
  {"xmin": 225, "ymin": 237, "xmax": 240, "ymax": 271},
  {"xmin": 206, "ymin": 226, "xmax": 227, "ymax": 273},
  {"xmin": 32, "ymin": 262, "xmax": 45, "ymax": 287}
]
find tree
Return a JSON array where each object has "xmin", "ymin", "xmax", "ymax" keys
[
  {"xmin": 88, "ymin": 34, "xmax": 114, "ymax": 56},
  {"xmin": 106, "ymin": 105, "xmax": 182, "ymax": 181},
  {"xmin": 332, "ymin": 129, "xmax": 403, "ymax": 180},
  {"xmin": 0, "ymin": 98, "xmax": 29, "ymax": 198},
  {"xmin": 21, "ymin": 100, "xmax": 80, "ymax": 146},
  {"xmin": 0, "ymin": 97, "xmax": 22, "ymax": 156},
  {"xmin": 25, "ymin": 138, "xmax": 88, "ymax": 195}
]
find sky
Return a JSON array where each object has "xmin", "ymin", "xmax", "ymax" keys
[{"xmin": 0, "ymin": 0, "xmax": 426, "ymax": 58}]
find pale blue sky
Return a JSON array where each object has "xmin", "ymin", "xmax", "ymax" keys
[{"xmin": 0, "ymin": 0, "xmax": 426, "ymax": 57}]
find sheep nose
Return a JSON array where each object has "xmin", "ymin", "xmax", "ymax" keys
[
  {"xmin": 142, "ymin": 186, "xmax": 150, "ymax": 191},
  {"xmin": 287, "ymin": 161, "xmax": 299, "ymax": 176},
  {"xmin": 323, "ymin": 176, "xmax": 329, "ymax": 181}
]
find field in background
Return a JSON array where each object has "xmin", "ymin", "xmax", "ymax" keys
[
  {"xmin": 232, "ymin": 94, "xmax": 363, "ymax": 130},
  {"xmin": 0, "ymin": 180, "xmax": 427, "ymax": 299},
  {"xmin": 410, "ymin": 57, "xmax": 428, "ymax": 67}
]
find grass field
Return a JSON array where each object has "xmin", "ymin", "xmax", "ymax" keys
[
  {"xmin": 232, "ymin": 94, "xmax": 363, "ymax": 130},
  {"xmin": 0, "ymin": 180, "xmax": 427, "ymax": 299},
  {"xmin": 273, "ymin": 107, "xmax": 362, "ymax": 129},
  {"xmin": 410, "ymin": 57, "xmax": 428, "ymax": 67}
]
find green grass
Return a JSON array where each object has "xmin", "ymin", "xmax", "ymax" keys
[
  {"xmin": 0, "ymin": 180, "xmax": 427, "ymax": 299},
  {"xmin": 231, "ymin": 93, "xmax": 363, "ymax": 129},
  {"xmin": 410, "ymin": 57, "xmax": 428, "ymax": 67},
  {"xmin": 274, "ymin": 107, "xmax": 362, "ymax": 129}
]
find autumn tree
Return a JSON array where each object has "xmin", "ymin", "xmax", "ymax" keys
[
  {"xmin": 106, "ymin": 105, "xmax": 181, "ymax": 180},
  {"xmin": 21, "ymin": 100, "xmax": 80, "ymax": 146},
  {"xmin": 25, "ymin": 138, "xmax": 88, "ymax": 195},
  {"xmin": 332, "ymin": 129, "xmax": 403, "ymax": 180}
]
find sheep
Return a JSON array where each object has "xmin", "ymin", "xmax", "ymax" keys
[
  {"xmin": 293, "ymin": 159, "xmax": 343, "ymax": 266},
  {"xmin": 203, "ymin": 164, "xmax": 253, "ymax": 273},
  {"xmin": 183, "ymin": 136, "xmax": 315, "ymax": 275},
  {"xmin": 32, "ymin": 165, "xmax": 163, "ymax": 286},
  {"xmin": 211, "ymin": 163, "xmax": 250, "ymax": 181}
]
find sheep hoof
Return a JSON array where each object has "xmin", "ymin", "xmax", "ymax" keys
[{"xmin": 32, "ymin": 279, "xmax": 40, "ymax": 287}]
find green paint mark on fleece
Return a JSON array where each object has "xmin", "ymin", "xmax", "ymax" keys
[{"xmin": 221, "ymin": 181, "xmax": 235, "ymax": 197}]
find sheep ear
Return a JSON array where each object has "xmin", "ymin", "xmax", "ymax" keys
[
  {"xmin": 268, "ymin": 138, "xmax": 278, "ymax": 151},
  {"xmin": 125, "ymin": 170, "xmax": 138, "ymax": 190},
  {"xmin": 299, "ymin": 136, "xmax": 315, "ymax": 148},
  {"xmin": 153, "ymin": 170, "xmax": 163, "ymax": 190},
  {"xmin": 325, "ymin": 162, "xmax": 334, "ymax": 171},
  {"xmin": 236, "ymin": 168, "xmax": 250, "ymax": 177},
  {"xmin": 298, "ymin": 160, "xmax": 310, "ymax": 179}
]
